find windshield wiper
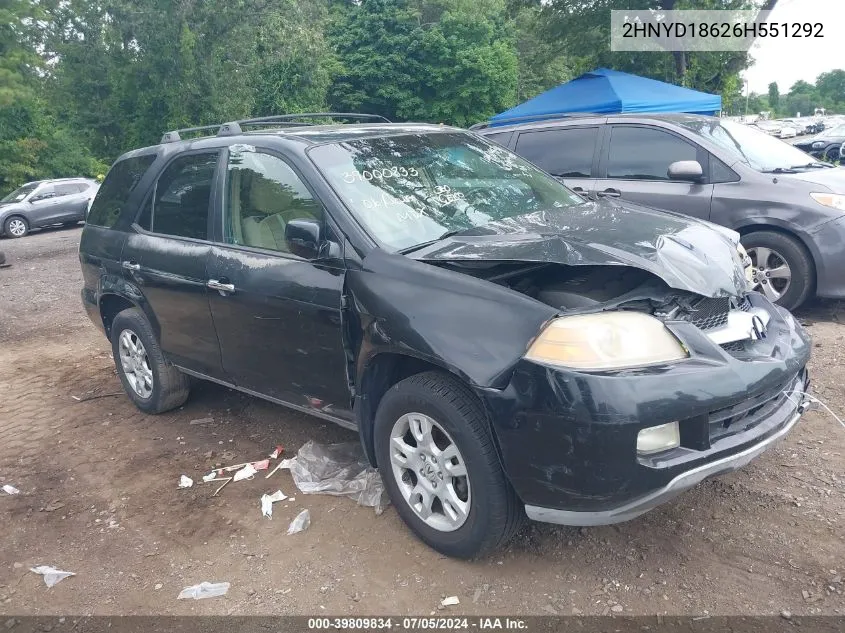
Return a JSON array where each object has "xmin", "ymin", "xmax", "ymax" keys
[
  {"xmin": 399, "ymin": 230, "xmax": 460, "ymax": 254},
  {"xmin": 789, "ymin": 162, "xmax": 834, "ymax": 169},
  {"xmin": 763, "ymin": 167, "xmax": 799, "ymax": 174}
]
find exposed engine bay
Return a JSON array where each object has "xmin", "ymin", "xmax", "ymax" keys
[{"xmin": 436, "ymin": 261, "xmax": 771, "ymax": 353}]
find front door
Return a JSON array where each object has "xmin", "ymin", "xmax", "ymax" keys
[
  {"xmin": 26, "ymin": 185, "xmax": 62, "ymax": 226},
  {"xmin": 512, "ymin": 126, "xmax": 600, "ymax": 197},
  {"xmin": 594, "ymin": 125, "xmax": 714, "ymax": 220},
  {"xmin": 206, "ymin": 147, "xmax": 352, "ymax": 420},
  {"xmin": 121, "ymin": 150, "xmax": 224, "ymax": 379}
]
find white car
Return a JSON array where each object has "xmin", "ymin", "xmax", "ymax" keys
[{"xmin": 778, "ymin": 125, "xmax": 798, "ymax": 139}]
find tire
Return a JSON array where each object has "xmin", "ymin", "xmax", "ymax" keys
[
  {"xmin": 374, "ymin": 371, "xmax": 523, "ymax": 559},
  {"xmin": 741, "ymin": 230, "xmax": 814, "ymax": 311},
  {"xmin": 3, "ymin": 216, "xmax": 29, "ymax": 238},
  {"xmin": 110, "ymin": 307, "xmax": 190, "ymax": 414}
]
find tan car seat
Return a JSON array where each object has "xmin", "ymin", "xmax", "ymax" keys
[{"xmin": 240, "ymin": 177, "xmax": 295, "ymax": 252}]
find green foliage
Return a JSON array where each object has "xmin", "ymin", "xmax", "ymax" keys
[
  {"xmin": 328, "ymin": 0, "xmax": 518, "ymax": 126},
  {"xmin": 0, "ymin": 97, "xmax": 107, "ymax": 195},
  {"xmin": 768, "ymin": 82, "xmax": 780, "ymax": 111}
]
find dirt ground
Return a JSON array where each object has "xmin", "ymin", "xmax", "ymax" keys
[{"xmin": 0, "ymin": 227, "xmax": 843, "ymax": 617}]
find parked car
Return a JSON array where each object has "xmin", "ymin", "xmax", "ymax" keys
[
  {"xmin": 750, "ymin": 120, "xmax": 783, "ymax": 137},
  {"xmin": 80, "ymin": 114, "xmax": 810, "ymax": 558},
  {"xmin": 0, "ymin": 178, "xmax": 99, "ymax": 238},
  {"xmin": 794, "ymin": 124, "xmax": 845, "ymax": 162},
  {"xmin": 475, "ymin": 113, "xmax": 845, "ymax": 310}
]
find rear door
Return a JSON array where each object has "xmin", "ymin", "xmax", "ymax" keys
[
  {"xmin": 512, "ymin": 126, "xmax": 600, "ymax": 197},
  {"xmin": 121, "ymin": 150, "xmax": 224, "ymax": 379},
  {"xmin": 206, "ymin": 145, "xmax": 352, "ymax": 421},
  {"xmin": 53, "ymin": 183, "xmax": 88, "ymax": 222},
  {"xmin": 594, "ymin": 124, "xmax": 714, "ymax": 220}
]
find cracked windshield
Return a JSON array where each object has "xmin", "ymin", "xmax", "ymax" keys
[{"xmin": 309, "ymin": 132, "xmax": 584, "ymax": 251}]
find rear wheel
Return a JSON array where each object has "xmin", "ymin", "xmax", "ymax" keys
[
  {"xmin": 374, "ymin": 371, "xmax": 523, "ymax": 558},
  {"xmin": 3, "ymin": 216, "xmax": 29, "ymax": 238},
  {"xmin": 110, "ymin": 307, "xmax": 190, "ymax": 414},
  {"xmin": 742, "ymin": 230, "xmax": 814, "ymax": 310}
]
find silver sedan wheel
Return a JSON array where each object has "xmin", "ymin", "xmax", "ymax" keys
[
  {"xmin": 7, "ymin": 219, "xmax": 27, "ymax": 237},
  {"xmin": 389, "ymin": 412, "xmax": 471, "ymax": 532},
  {"xmin": 118, "ymin": 329, "xmax": 153, "ymax": 399},
  {"xmin": 747, "ymin": 246, "xmax": 792, "ymax": 303}
]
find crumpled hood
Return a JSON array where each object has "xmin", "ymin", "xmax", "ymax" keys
[{"xmin": 408, "ymin": 198, "xmax": 749, "ymax": 298}]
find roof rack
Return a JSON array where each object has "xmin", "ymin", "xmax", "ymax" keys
[
  {"xmin": 469, "ymin": 112, "xmax": 596, "ymax": 131},
  {"xmin": 160, "ymin": 112, "xmax": 391, "ymax": 143}
]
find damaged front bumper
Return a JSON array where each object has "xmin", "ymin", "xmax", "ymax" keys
[{"xmin": 478, "ymin": 293, "xmax": 812, "ymax": 526}]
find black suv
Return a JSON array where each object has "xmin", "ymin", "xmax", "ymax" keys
[{"xmin": 80, "ymin": 114, "xmax": 810, "ymax": 558}]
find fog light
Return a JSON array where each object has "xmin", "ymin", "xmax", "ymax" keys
[{"xmin": 637, "ymin": 422, "xmax": 680, "ymax": 455}]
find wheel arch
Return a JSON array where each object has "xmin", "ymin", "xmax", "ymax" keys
[
  {"xmin": 735, "ymin": 221, "xmax": 817, "ymax": 277},
  {"xmin": 98, "ymin": 289, "xmax": 161, "ymax": 341},
  {"xmin": 354, "ymin": 351, "xmax": 487, "ymax": 468}
]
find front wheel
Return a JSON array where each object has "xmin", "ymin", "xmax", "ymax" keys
[
  {"xmin": 374, "ymin": 371, "xmax": 523, "ymax": 559},
  {"xmin": 3, "ymin": 216, "xmax": 29, "ymax": 238},
  {"xmin": 742, "ymin": 230, "xmax": 814, "ymax": 310},
  {"xmin": 110, "ymin": 307, "xmax": 190, "ymax": 414}
]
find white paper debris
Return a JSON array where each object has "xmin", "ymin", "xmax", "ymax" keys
[
  {"xmin": 232, "ymin": 463, "xmax": 258, "ymax": 482},
  {"xmin": 287, "ymin": 509, "xmax": 311, "ymax": 534},
  {"xmin": 177, "ymin": 581, "xmax": 230, "ymax": 600},
  {"xmin": 441, "ymin": 596, "xmax": 460, "ymax": 607},
  {"xmin": 202, "ymin": 472, "xmax": 217, "ymax": 483},
  {"xmin": 2, "ymin": 484, "xmax": 20, "ymax": 495},
  {"xmin": 178, "ymin": 475, "xmax": 194, "ymax": 489},
  {"xmin": 30, "ymin": 566, "xmax": 75, "ymax": 588},
  {"xmin": 260, "ymin": 490, "xmax": 287, "ymax": 519}
]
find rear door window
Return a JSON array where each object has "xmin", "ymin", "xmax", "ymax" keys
[
  {"xmin": 55, "ymin": 183, "xmax": 80, "ymax": 197},
  {"xmin": 141, "ymin": 152, "xmax": 218, "ymax": 240},
  {"xmin": 606, "ymin": 126, "xmax": 697, "ymax": 181},
  {"xmin": 514, "ymin": 127, "xmax": 599, "ymax": 177},
  {"xmin": 88, "ymin": 154, "xmax": 157, "ymax": 228}
]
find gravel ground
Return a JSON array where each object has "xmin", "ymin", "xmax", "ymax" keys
[{"xmin": 0, "ymin": 228, "xmax": 843, "ymax": 617}]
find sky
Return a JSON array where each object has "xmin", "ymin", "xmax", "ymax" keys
[{"xmin": 742, "ymin": 0, "xmax": 844, "ymax": 94}]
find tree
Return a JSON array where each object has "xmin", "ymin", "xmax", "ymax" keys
[
  {"xmin": 767, "ymin": 82, "xmax": 779, "ymax": 112},
  {"xmin": 815, "ymin": 69, "xmax": 845, "ymax": 110}
]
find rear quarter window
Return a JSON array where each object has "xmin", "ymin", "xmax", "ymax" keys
[{"xmin": 87, "ymin": 154, "xmax": 157, "ymax": 228}]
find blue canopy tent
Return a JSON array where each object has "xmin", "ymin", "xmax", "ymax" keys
[{"xmin": 490, "ymin": 68, "xmax": 721, "ymax": 125}]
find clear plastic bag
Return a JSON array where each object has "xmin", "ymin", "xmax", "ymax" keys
[
  {"xmin": 177, "ymin": 581, "xmax": 230, "ymax": 600},
  {"xmin": 279, "ymin": 441, "xmax": 388, "ymax": 513},
  {"xmin": 30, "ymin": 566, "xmax": 75, "ymax": 588},
  {"xmin": 287, "ymin": 509, "xmax": 311, "ymax": 534}
]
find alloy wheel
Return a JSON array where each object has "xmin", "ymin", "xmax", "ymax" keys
[
  {"xmin": 389, "ymin": 412, "xmax": 471, "ymax": 532},
  {"xmin": 118, "ymin": 329, "xmax": 153, "ymax": 398},
  {"xmin": 747, "ymin": 246, "xmax": 792, "ymax": 303},
  {"xmin": 7, "ymin": 219, "xmax": 27, "ymax": 237}
]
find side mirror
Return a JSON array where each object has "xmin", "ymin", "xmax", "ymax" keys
[
  {"xmin": 285, "ymin": 219, "xmax": 323, "ymax": 260},
  {"xmin": 667, "ymin": 160, "xmax": 704, "ymax": 182}
]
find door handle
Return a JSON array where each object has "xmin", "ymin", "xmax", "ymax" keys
[
  {"xmin": 597, "ymin": 188, "xmax": 621, "ymax": 198},
  {"xmin": 207, "ymin": 279, "xmax": 235, "ymax": 294},
  {"xmin": 122, "ymin": 260, "xmax": 140, "ymax": 271}
]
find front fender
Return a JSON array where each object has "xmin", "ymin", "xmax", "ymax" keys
[{"xmin": 347, "ymin": 249, "xmax": 556, "ymax": 390}]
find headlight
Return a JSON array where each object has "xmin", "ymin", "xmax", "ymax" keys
[
  {"xmin": 637, "ymin": 422, "xmax": 680, "ymax": 455},
  {"xmin": 810, "ymin": 192, "xmax": 845, "ymax": 212},
  {"xmin": 812, "ymin": 141, "xmax": 825, "ymax": 148},
  {"xmin": 525, "ymin": 312, "xmax": 688, "ymax": 370}
]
